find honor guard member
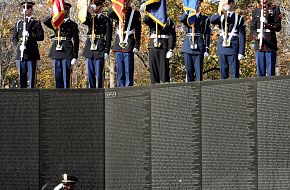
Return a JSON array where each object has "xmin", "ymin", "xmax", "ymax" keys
[
  {"xmin": 210, "ymin": 0, "xmax": 246, "ymax": 79},
  {"xmin": 82, "ymin": 1, "xmax": 112, "ymax": 88},
  {"xmin": 53, "ymin": 174, "xmax": 78, "ymax": 190},
  {"xmin": 250, "ymin": 0, "xmax": 282, "ymax": 76},
  {"xmin": 12, "ymin": 1, "xmax": 44, "ymax": 88},
  {"xmin": 44, "ymin": 3, "xmax": 80, "ymax": 88},
  {"xmin": 141, "ymin": 6, "xmax": 176, "ymax": 84},
  {"xmin": 108, "ymin": 0, "xmax": 141, "ymax": 87},
  {"xmin": 180, "ymin": 0, "xmax": 211, "ymax": 81}
]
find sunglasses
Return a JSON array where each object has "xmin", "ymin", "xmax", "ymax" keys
[{"xmin": 23, "ymin": 5, "xmax": 33, "ymax": 9}]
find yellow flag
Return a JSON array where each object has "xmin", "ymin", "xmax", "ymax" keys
[{"xmin": 77, "ymin": 0, "xmax": 88, "ymax": 23}]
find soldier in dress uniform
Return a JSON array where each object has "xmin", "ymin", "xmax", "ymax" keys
[
  {"xmin": 210, "ymin": 0, "xmax": 245, "ymax": 79},
  {"xmin": 180, "ymin": 0, "xmax": 211, "ymax": 82},
  {"xmin": 53, "ymin": 174, "xmax": 78, "ymax": 190},
  {"xmin": 81, "ymin": 0, "xmax": 112, "ymax": 88},
  {"xmin": 43, "ymin": 3, "xmax": 80, "ymax": 88},
  {"xmin": 250, "ymin": 0, "xmax": 282, "ymax": 76},
  {"xmin": 142, "ymin": 14, "xmax": 176, "ymax": 84},
  {"xmin": 12, "ymin": 1, "xmax": 44, "ymax": 88},
  {"xmin": 108, "ymin": 0, "xmax": 141, "ymax": 87}
]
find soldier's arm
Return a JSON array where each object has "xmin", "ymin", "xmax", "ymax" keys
[
  {"xmin": 105, "ymin": 17, "xmax": 113, "ymax": 54},
  {"xmin": 31, "ymin": 21, "xmax": 44, "ymax": 41},
  {"xmin": 180, "ymin": 13, "xmax": 190, "ymax": 28},
  {"xmin": 72, "ymin": 23, "xmax": 80, "ymax": 59},
  {"xmin": 134, "ymin": 11, "xmax": 142, "ymax": 50},
  {"xmin": 43, "ymin": 16, "xmax": 54, "ymax": 30},
  {"xmin": 204, "ymin": 16, "xmax": 211, "ymax": 53},
  {"xmin": 209, "ymin": 13, "xmax": 221, "ymax": 25},
  {"xmin": 168, "ymin": 19, "xmax": 177, "ymax": 50},
  {"xmin": 82, "ymin": 12, "xmax": 92, "ymax": 26},
  {"xmin": 143, "ymin": 15, "xmax": 155, "ymax": 28},
  {"xmin": 238, "ymin": 16, "xmax": 246, "ymax": 55},
  {"xmin": 12, "ymin": 22, "xmax": 19, "ymax": 47},
  {"xmin": 250, "ymin": 10, "xmax": 258, "ymax": 40},
  {"xmin": 107, "ymin": 8, "xmax": 118, "ymax": 20},
  {"xmin": 265, "ymin": 6, "xmax": 282, "ymax": 32}
]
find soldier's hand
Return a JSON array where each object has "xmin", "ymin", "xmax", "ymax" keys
[
  {"xmin": 260, "ymin": 16, "xmax": 267, "ymax": 24},
  {"xmin": 238, "ymin": 54, "xmax": 244, "ymax": 61},
  {"xmin": 22, "ymin": 30, "xmax": 29, "ymax": 37},
  {"xmin": 104, "ymin": 53, "xmax": 109, "ymax": 60},
  {"xmin": 133, "ymin": 48, "xmax": 139, "ymax": 53},
  {"xmin": 19, "ymin": 44, "xmax": 26, "ymax": 51},
  {"xmin": 204, "ymin": 52, "xmax": 209, "ymax": 58},
  {"xmin": 166, "ymin": 50, "xmax": 173, "ymax": 59},
  {"xmin": 140, "ymin": 3, "xmax": 146, "ymax": 12},
  {"xmin": 88, "ymin": 4, "xmax": 97, "ymax": 14},
  {"xmin": 71, "ymin": 58, "xmax": 77, "ymax": 65}
]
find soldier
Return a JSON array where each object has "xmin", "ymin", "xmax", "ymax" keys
[
  {"xmin": 143, "ymin": 16, "xmax": 176, "ymax": 84},
  {"xmin": 210, "ymin": 0, "xmax": 245, "ymax": 79},
  {"xmin": 53, "ymin": 174, "xmax": 78, "ymax": 190},
  {"xmin": 43, "ymin": 3, "xmax": 79, "ymax": 88},
  {"xmin": 250, "ymin": 0, "xmax": 282, "ymax": 76},
  {"xmin": 180, "ymin": 0, "xmax": 211, "ymax": 82},
  {"xmin": 81, "ymin": 1, "xmax": 112, "ymax": 88},
  {"xmin": 108, "ymin": 0, "xmax": 141, "ymax": 87},
  {"xmin": 12, "ymin": 1, "xmax": 44, "ymax": 88}
]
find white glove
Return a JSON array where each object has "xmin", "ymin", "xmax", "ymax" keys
[
  {"xmin": 204, "ymin": 52, "xmax": 209, "ymax": 58},
  {"xmin": 104, "ymin": 53, "xmax": 109, "ymax": 60},
  {"xmin": 166, "ymin": 50, "xmax": 173, "ymax": 59},
  {"xmin": 133, "ymin": 48, "xmax": 139, "ymax": 53},
  {"xmin": 238, "ymin": 54, "xmax": 244, "ymax": 60},
  {"xmin": 90, "ymin": 4, "xmax": 97, "ymax": 11},
  {"xmin": 53, "ymin": 183, "xmax": 63, "ymax": 190},
  {"xmin": 19, "ymin": 44, "xmax": 26, "ymax": 51},
  {"xmin": 71, "ymin": 58, "xmax": 77, "ymax": 65},
  {"xmin": 140, "ymin": 3, "xmax": 146, "ymax": 12},
  {"xmin": 260, "ymin": 16, "xmax": 267, "ymax": 24},
  {"xmin": 223, "ymin": 5, "xmax": 231, "ymax": 11},
  {"xmin": 22, "ymin": 30, "xmax": 29, "ymax": 37}
]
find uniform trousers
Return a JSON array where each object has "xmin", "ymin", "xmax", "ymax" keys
[
  {"xmin": 86, "ymin": 58, "xmax": 104, "ymax": 88},
  {"xmin": 183, "ymin": 53, "xmax": 203, "ymax": 81},
  {"xmin": 219, "ymin": 54, "xmax": 239, "ymax": 79},
  {"xmin": 53, "ymin": 59, "xmax": 72, "ymax": 88},
  {"xmin": 149, "ymin": 48, "xmax": 170, "ymax": 84},
  {"xmin": 16, "ymin": 60, "xmax": 37, "ymax": 88},
  {"xmin": 115, "ymin": 52, "xmax": 134, "ymax": 87},
  {"xmin": 255, "ymin": 51, "xmax": 276, "ymax": 76}
]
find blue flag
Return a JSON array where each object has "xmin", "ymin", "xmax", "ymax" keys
[
  {"xmin": 145, "ymin": 0, "xmax": 167, "ymax": 28},
  {"xmin": 182, "ymin": 0, "xmax": 199, "ymax": 26}
]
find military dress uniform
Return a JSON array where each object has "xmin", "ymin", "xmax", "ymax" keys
[
  {"xmin": 180, "ymin": 11, "xmax": 210, "ymax": 81},
  {"xmin": 143, "ymin": 16, "xmax": 176, "ymax": 84},
  {"xmin": 82, "ymin": 8, "xmax": 112, "ymax": 88},
  {"xmin": 108, "ymin": 6, "xmax": 141, "ymax": 87},
  {"xmin": 250, "ymin": 2, "xmax": 282, "ymax": 76},
  {"xmin": 12, "ymin": 1, "xmax": 44, "ymax": 88},
  {"xmin": 43, "ymin": 3, "xmax": 79, "ymax": 88},
  {"xmin": 210, "ymin": 9, "xmax": 246, "ymax": 79}
]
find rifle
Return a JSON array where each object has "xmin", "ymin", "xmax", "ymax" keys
[
  {"xmin": 258, "ymin": 0, "xmax": 264, "ymax": 49},
  {"xmin": 20, "ymin": 1, "xmax": 28, "ymax": 61}
]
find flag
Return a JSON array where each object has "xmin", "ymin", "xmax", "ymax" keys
[
  {"xmin": 182, "ymin": 0, "xmax": 198, "ymax": 26},
  {"xmin": 47, "ymin": 0, "xmax": 65, "ymax": 29},
  {"xmin": 218, "ymin": 0, "xmax": 228, "ymax": 15},
  {"xmin": 112, "ymin": 0, "xmax": 126, "ymax": 28},
  {"xmin": 145, "ymin": 0, "xmax": 167, "ymax": 28},
  {"xmin": 77, "ymin": 0, "xmax": 88, "ymax": 23}
]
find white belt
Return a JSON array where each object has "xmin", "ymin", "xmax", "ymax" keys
[
  {"xmin": 220, "ymin": 33, "xmax": 239, "ymax": 37},
  {"xmin": 186, "ymin": 33, "xmax": 202, "ymax": 37},
  {"xmin": 150, "ymin": 34, "xmax": 169, "ymax": 39},
  {"xmin": 257, "ymin": 29, "xmax": 271, "ymax": 33}
]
